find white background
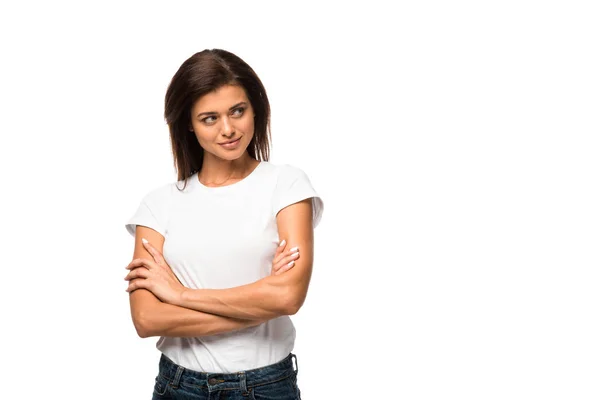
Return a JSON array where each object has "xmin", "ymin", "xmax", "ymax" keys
[{"xmin": 1, "ymin": 1, "xmax": 598, "ymax": 399}]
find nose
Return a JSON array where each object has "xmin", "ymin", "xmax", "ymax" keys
[{"xmin": 221, "ymin": 117, "xmax": 235, "ymax": 137}]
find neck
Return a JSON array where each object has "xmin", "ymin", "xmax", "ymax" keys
[{"xmin": 198, "ymin": 153, "xmax": 258, "ymax": 186}]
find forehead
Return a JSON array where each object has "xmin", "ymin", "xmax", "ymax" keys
[{"xmin": 192, "ymin": 84, "xmax": 249, "ymax": 113}]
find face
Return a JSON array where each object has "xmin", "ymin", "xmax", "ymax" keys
[{"xmin": 190, "ymin": 84, "xmax": 255, "ymax": 162}]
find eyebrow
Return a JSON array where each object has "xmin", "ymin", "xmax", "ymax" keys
[{"xmin": 196, "ymin": 102, "xmax": 248, "ymax": 118}]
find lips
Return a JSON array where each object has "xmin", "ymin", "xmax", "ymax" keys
[
  {"xmin": 219, "ymin": 137, "xmax": 242, "ymax": 149},
  {"xmin": 220, "ymin": 137, "xmax": 240, "ymax": 145}
]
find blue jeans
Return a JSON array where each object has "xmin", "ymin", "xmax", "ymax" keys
[{"xmin": 152, "ymin": 353, "xmax": 302, "ymax": 399}]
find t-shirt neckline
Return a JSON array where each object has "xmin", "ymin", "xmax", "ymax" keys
[{"xmin": 191, "ymin": 161, "xmax": 264, "ymax": 192}]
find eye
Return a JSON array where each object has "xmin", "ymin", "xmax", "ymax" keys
[
  {"xmin": 231, "ymin": 107, "xmax": 245, "ymax": 117},
  {"xmin": 202, "ymin": 115, "xmax": 217, "ymax": 125}
]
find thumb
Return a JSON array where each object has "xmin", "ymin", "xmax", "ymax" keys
[
  {"xmin": 142, "ymin": 238, "xmax": 165, "ymax": 267},
  {"xmin": 276, "ymin": 239, "xmax": 286, "ymax": 254}
]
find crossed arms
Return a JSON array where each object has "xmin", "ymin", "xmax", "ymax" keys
[{"xmin": 127, "ymin": 198, "xmax": 315, "ymax": 338}]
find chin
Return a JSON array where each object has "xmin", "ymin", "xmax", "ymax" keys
[
  {"xmin": 221, "ymin": 153, "xmax": 244, "ymax": 161},
  {"xmin": 218, "ymin": 147, "xmax": 248, "ymax": 160}
]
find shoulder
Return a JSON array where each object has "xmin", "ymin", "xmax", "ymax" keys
[
  {"xmin": 126, "ymin": 179, "xmax": 180, "ymax": 238},
  {"xmin": 137, "ymin": 178, "xmax": 185, "ymax": 210},
  {"xmin": 266, "ymin": 161, "xmax": 324, "ymax": 226},
  {"xmin": 143, "ymin": 181, "xmax": 175, "ymax": 201},
  {"xmin": 260, "ymin": 161, "xmax": 311, "ymax": 182}
]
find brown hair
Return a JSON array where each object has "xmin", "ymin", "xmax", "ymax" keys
[{"xmin": 164, "ymin": 49, "xmax": 271, "ymax": 191}]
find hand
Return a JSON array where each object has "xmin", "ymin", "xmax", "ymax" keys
[
  {"xmin": 271, "ymin": 239, "xmax": 300, "ymax": 276},
  {"xmin": 125, "ymin": 239, "xmax": 186, "ymax": 305},
  {"xmin": 141, "ymin": 238, "xmax": 175, "ymax": 274}
]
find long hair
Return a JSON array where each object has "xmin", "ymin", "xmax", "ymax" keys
[{"xmin": 164, "ymin": 49, "xmax": 271, "ymax": 191}]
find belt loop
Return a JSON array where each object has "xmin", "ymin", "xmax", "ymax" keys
[
  {"xmin": 291, "ymin": 353, "xmax": 298, "ymax": 374},
  {"xmin": 170, "ymin": 366, "xmax": 184, "ymax": 389},
  {"xmin": 239, "ymin": 371, "xmax": 248, "ymax": 394}
]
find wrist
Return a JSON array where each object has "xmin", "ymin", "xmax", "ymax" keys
[{"xmin": 176, "ymin": 287, "xmax": 190, "ymax": 307}]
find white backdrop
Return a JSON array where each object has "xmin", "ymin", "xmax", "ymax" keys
[{"xmin": 1, "ymin": 1, "xmax": 599, "ymax": 399}]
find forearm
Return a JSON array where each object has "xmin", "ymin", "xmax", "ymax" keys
[
  {"xmin": 176, "ymin": 277, "xmax": 296, "ymax": 321},
  {"xmin": 131, "ymin": 289, "xmax": 266, "ymax": 338}
]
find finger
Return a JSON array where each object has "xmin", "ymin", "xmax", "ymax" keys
[
  {"xmin": 271, "ymin": 242, "xmax": 298, "ymax": 273},
  {"xmin": 273, "ymin": 244, "xmax": 298, "ymax": 266},
  {"xmin": 279, "ymin": 239, "xmax": 287, "ymax": 249},
  {"xmin": 142, "ymin": 238, "xmax": 163, "ymax": 266},
  {"xmin": 280, "ymin": 249, "xmax": 300, "ymax": 265},
  {"xmin": 275, "ymin": 261, "xmax": 295, "ymax": 275},
  {"xmin": 126, "ymin": 278, "xmax": 147, "ymax": 292},
  {"xmin": 275, "ymin": 239, "xmax": 286, "ymax": 255},
  {"xmin": 144, "ymin": 239, "xmax": 171, "ymax": 270},
  {"xmin": 125, "ymin": 258, "xmax": 154, "ymax": 270},
  {"xmin": 273, "ymin": 251, "xmax": 300, "ymax": 272},
  {"xmin": 124, "ymin": 267, "xmax": 150, "ymax": 281}
]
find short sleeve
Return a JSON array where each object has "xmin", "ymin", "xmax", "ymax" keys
[
  {"xmin": 125, "ymin": 184, "xmax": 172, "ymax": 238},
  {"xmin": 273, "ymin": 164, "xmax": 324, "ymax": 228}
]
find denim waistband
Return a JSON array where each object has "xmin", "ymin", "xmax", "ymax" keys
[{"xmin": 157, "ymin": 353, "xmax": 298, "ymax": 393}]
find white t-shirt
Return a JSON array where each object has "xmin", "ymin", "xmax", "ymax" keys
[{"xmin": 125, "ymin": 161, "xmax": 324, "ymax": 373}]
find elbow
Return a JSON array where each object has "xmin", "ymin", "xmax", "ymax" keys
[
  {"xmin": 132, "ymin": 310, "xmax": 155, "ymax": 338},
  {"xmin": 135, "ymin": 326, "xmax": 152, "ymax": 339},
  {"xmin": 280, "ymin": 289, "xmax": 306, "ymax": 316},
  {"xmin": 265, "ymin": 279, "xmax": 307, "ymax": 316},
  {"xmin": 283, "ymin": 302, "xmax": 301, "ymax": 316}
]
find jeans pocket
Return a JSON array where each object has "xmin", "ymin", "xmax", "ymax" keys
[
  {"xmin": 153, "ymin": 375, "xmax": 169, "ymax": 397},
  {"xmin": 288, "ymin": 373, "xmax": 301, "ymax": 400},
  {"xmin": 249, "ymin": 376, "xmax": 298, "ymax": 400}
]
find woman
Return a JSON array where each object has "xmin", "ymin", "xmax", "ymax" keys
[{"xmin": 124, "ymin": 49, "xmax": 323, "ymax": 399}]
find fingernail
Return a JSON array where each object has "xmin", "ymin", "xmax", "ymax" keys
[
  {"xmin": 290, "ymin": 246, "xmax": 299, "ymax": 252},
  {"xmin": 142, "ymin": 238, "xmax": 148, "ymax": 244},
  {"xmin": 279, "ymin": 239, "xmax": 286, "ymax": 247},
  {"xmin": 288, "ymin": 261, "xmax": 295, "ymax": 266}
]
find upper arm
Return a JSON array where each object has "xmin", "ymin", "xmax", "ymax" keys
[
  {"xmin": 124, "ymin": 183, "xmax": 172, "ymax": 323},
  {"xmin": 128, "ymin": 225, "xmax": 165, "ymax": 336},
  {"xmin": 269, "ymin": 164, "xmax": 324, "ymax": 314},
  {"xmin": 275, "ymin": 198, "xmax": 316, "ymax": 313},
  {"xmin": 131, "ymin": 225, "xmax": 165, "ymax": 260}
]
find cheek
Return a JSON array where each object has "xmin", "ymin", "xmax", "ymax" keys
[
  {"xmin": 192, "ymin": 125, "xmax": 212, "ymax": 140},
  {"xmin": 239, "ymin": 116, "xmax": 255, "ymax": 134}
]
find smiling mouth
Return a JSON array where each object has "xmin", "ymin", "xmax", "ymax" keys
[{"xmin": 220, "ymin": 137, "xmax": 240, "ymax": 145}]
